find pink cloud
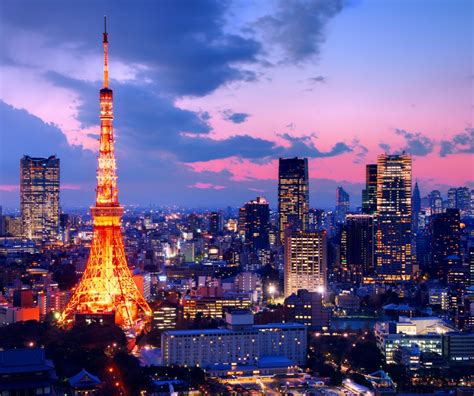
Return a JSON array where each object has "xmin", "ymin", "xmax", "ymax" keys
[
  {"xmin": 61, "ymin": 183, "xmax": 82, "ymax": 190},
  {"xmin": 0, "ymin": 185, "xmax": 19, "ymax": 192},
  {"xmin": 187, "ymin": 182, "xmax": 226, "ymax": 190}
]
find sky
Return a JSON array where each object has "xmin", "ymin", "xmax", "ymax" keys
[{"xmin": 0, "ymin": 0, "xmax": 472, "ymax": 210}]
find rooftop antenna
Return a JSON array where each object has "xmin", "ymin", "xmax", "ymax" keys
[{"xmin": 103, "ymin": 15, "xmax": 108, "ymax": 88}]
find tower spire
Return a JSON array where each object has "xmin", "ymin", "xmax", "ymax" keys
[{"xmin": 103, "ymin": 16, "xmax": 108, "ymax": 88}]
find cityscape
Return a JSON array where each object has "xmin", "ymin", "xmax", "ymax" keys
[{"xmin": 0, "ymin": 1, "xmax": 473, "ymax": 396}]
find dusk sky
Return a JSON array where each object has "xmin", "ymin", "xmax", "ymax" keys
[{"xmin": 0, "ymin": 0, "xmax": 472, "ymax": 209}]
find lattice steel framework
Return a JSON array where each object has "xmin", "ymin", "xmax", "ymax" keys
[{"xmin": 60, "ymin": 18, "xmax": 151, "ymax": 329}]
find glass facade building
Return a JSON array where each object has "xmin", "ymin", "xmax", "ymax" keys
[
  {"xmin": 20, "ymin": 155, "xmax": 60, "ymax": 242},
  {"xmin": 278, "ymin": 157, "xmax": 309, "ymax": 244}
]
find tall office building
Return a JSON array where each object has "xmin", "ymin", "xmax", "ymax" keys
[
  {"xmin": 469, "ymin": 247, "xmax": 474, "ymax": 287},
  {"xmin": 335, "ymin": 186, "xmax": 350, "ymax": 223},
  {"xmin": 240, "ymin": 196, "xmax": 270, "ymax": 250},
  {"xmin": 362, "ymin": 164, "xmax": 377, "ymax": 215},
  {"xmin": 412, "ymin": 182, "xmax": 421, "ymax": 230},
  {"xmin": 375, "ymin": 153, "xmax": 413, "ymax": 280},
  {"xmin": 0, "ymin": 206, "xmax": 4, "ymax": 236},
  {"xmin": 284, "ymin": 230, "xmax": 326, "ymax": 297},
  {"xmin": 430, "ymin": 208, "xmax": 461, "ymax": 281},
  {"xmin": 428, "ymin": 190, "xmax": 443, "ymax": 215},
  {"xmin": 209, "ymin": 211, "xmax": 224, "ymax": 235},
  {"xmin": 278, "ymin": 157, "xmax": 309, "ymax": 243},
  {"xmin": 346, "ymin": 214, "xmax": 375, "ymax": 279},
  {"xmin": 20, "ymin": 155, "xmax": 60, "ymax": 242},
  {"xmin": 447, "ymin": 187, "xmax": 471, "ymax": 214}
]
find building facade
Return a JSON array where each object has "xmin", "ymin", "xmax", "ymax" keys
[
  {"xmin": 375, "ymin": 154, "xmax": 413, "ymax": 280},
  {"xmin": 430, "ymin": 208, "xmax": 461, "ymax": 281},
  {"xmin": 284, "ymin": 230, "xmax": 326, "ymax": 298},
  {"xmin": 239, "ymin": 196, "xmax": 270, "ymax": 250},
  {"xmin": 335, "ymin": 186, "xmax": 350, "ymax": 224},
  {"xmin": 20, "ymin": 155, "xmax": 60, "ymax": 242},
  {"xmin": 346, "ymin": 214, "xmax": 375, "ymax": 279},
  {"xmin": 362, "ymin": 164, "xmax": 377, "ymax": 215},
  {"xmin": 284, "ymin": 289, "xmax": 331, "ymax": 329},
  {"xmin": 278, "ymin": 157, "xmax": 309, "ymax": 243},
  {"xmin": 162, "ymin": 312, "xmax": 306, "ymax": 368}
]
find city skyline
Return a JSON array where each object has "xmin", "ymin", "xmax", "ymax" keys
[
  {"xmin": 0, "ymin": 2, "xmax": 473, "ymax": 394},
  {"xmin": 0, "ymin": 0, "xmax": 472, "ymax": 209}
]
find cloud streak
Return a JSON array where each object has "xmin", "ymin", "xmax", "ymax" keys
[
  {"xmin": 394, "ymin": 128, "xmax": 434, "ymax": 156},
  {"xmin": 439, "ymin": 128, "xmax": 474, "ymax": 157},
  {"xmin": 256, "ymin": 0, "xmax": 345, "ymax": 63}
]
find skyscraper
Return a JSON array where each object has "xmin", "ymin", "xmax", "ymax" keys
[
  {"xmin": 447, "ymin": 187, "xmax": 471, "ymax": 214},
  {"xmin": 278, "ymin": 157, "xmax": 309, "ymax": 243},
  {"xmin": 209, "ymin": 211, "xmax": 223, "ymax": 236},
  {"xmin": 20, "ymin": 155, "xmax": 60, "ymax": 242},
  {"xmin": 362, "ymin": 164, "xmax": 377, "ymax": 215},
  {"xmin": 428, "ymin": 190, "xmax": 443, "ymax": 215},
  {"xmin": 412, "ymin": 182, "xmax": 421, "ymax": 230},
  {"xmin": 430, "ymin": 208, "xmax": 461, "ymax": 281},
  {"xmin": 60, "ymin": 19, "xmax": 151, "ymax": 329},
  {"xmin": 335, "ymin": 186, "xmax": 350, "ymax": 223},
  {"xmin": 284, "ymin": 230, "xmax": 326, "ymax": 298},
  {"xmin": 240, "ymin": 196, "xmax": 270, "ymax": 250},
  {"xmin": 375, "ymin": 153, "xmax": 413, "ymax": 280},
  {"xmin": 346, "ymin": 214, "xmax": 375, "ymax": 280}
]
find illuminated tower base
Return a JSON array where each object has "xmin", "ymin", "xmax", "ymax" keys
[{"xmin": 61, "ymin": 207, "xmax": 151, "ymax": 329}]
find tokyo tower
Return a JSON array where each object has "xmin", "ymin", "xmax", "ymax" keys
[{"xmin": 60, "ymin": 18, "xmax": 152, "ymax": 330}]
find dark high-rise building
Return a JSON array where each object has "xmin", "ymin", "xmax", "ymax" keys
[
  {"xmin": 430, "ymin": 208, "xmax": 461, "ymax": 281},
  {"xmin": 278, "ymin": 157, "xmax": 309, "ymax": 243},
  {"xmin": 362, "ymin": 164, "xmax": 377, "ymax": 215},
  {"xmin": 284, "ymin": 230, "xmax": 326, "ymax": 298},
  {"xmin": 335, "ymin": 186, "xmax": 350, "ymax": 224},
  {"xmin": 20, "ymin": 155, "xmax": 60, "ymax": 241},
  {"xmin": 412, "ymin": 182, "xmax": 421, "ymax": 230},
  {"xmin": 339, "ymin": 225, "xmax": 348, "ymax": 280},
  {"xmin": 375, "ymin": 153, "xmax": 413, "ymax": 280},
  {"xmin": 209, "ymin": 211, "xmax": 223, "ymax": 235},
  {"xmin": 469, "ymin": 247, "xmax": 474, "ymax": 287},
  {"xmin": 308, "ymin": 208, "xmax": 324, "ymax": 231},
  {"xmin": 0, "ymin": 205, "xmax": 4, "ymax": 236},
  {"xmin": 428, "ymin": 190, "xmax": 443, "ymax": 215},
  {"xmin": 346, "ymin": 214, "xmax": 375, "ymax": 279},
  {"xmin": 240, "ymin": 196, "xmax": 270, "ymax": 250}
]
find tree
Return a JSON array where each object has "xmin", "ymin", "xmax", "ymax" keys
[
  {"xmin": 348, "ymin": 341, "xmax": 383, "ymax": 373},
  {"xmin": 53, "ymin": 263, "xmax": 78, "ymax": 290}
]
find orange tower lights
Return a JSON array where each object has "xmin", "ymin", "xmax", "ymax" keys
[{"xmin": 60, "ymin": 18, "xmax": 152, "ymax": 330}]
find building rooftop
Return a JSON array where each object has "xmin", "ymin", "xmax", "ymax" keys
[
  {"xmin": 0, "ymin": 348, "xmax": 55, "ymax": 375},
  {"xmin": 164, "ymin": 322, "xmax": 305, "ymax": 337},
  {"xmin": 69, "ymin": 369, "xmax": 101, "ymax": 388}
]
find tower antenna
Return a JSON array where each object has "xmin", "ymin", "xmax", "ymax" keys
[{"xmin": 103, "ymin": 15, "xmax": 108, "ymax": 88}]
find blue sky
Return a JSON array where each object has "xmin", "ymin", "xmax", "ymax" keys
[{"xmin": 0, "ymin": 0, "xmax": 472, "ymax": 209}]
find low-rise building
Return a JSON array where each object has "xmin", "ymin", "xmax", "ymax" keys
[
  {"xmin": 182, "ymin": 294, "xmax": 251, "ymax": 319},
  {"xmin": 375, "ymin": 316, "xmax": 453, "ymax": 364},
  {"xmin": 442, "ymin": 332, "xmax": 474, "ymax": 366},
  {"xmin": 284, "ymin": 289, "xmax": 331, "ymax": 329},
  {"xmin": 0, "ymin": 348, "xmax": 57, "ymax": 395},
  {"xmin": 161, "ymin": 311, "xmax": 306, "ymax": 370},
  {"xmin": 0, "ymin": 305, "xmax": 40, "ymax": 326},
  {"xmin": 393, "ymin": 345, "xmax": 421, "ymax": 370},
  {"xmin": 152, "ymin": 302, "xmax": 178, "ymax": 330}
]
